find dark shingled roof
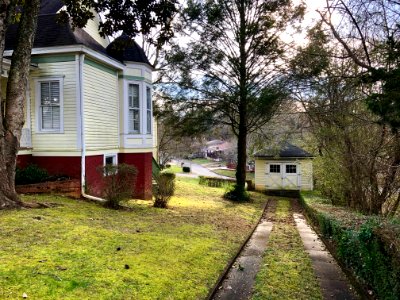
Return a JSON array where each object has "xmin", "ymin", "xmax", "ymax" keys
[
  {"xmin": 106, "ymin": 34, "xmax": 152, "ymax": 66},
  {"xmin": 5, "ymin": 14, "xmax": 107, "ymax": 54},
  {"xmin": 39, "ymin": 0, "xmax": 64, "ymax": 15},
  {"xmin": 254, "ymin": 142, "xmax": 313, "ymax": 158}
]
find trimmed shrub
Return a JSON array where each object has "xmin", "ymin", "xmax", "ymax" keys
[
  {"xmin": 153, "ymin": 172, "xmax": 176, "ymax": 208},
  {"xmin": 165, "ymin": 164, "xmax": 171, "ymax": 168},
  {"xmin": 182, "ymin": 166, "xmax": 191, "ymax": 173},
  {"xmin": 97, "ymin": 164, "xmax": 137, "ymax": 209},
  {"xmin": 15, "ymin": 164, "xmax": 49, "ymax": 185},
  {"xmin": 199, "ymin": 176, "xmax": 235, "ymax": 187}
]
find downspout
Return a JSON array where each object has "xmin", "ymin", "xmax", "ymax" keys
[{"xmin": 78, "ymin": 53, "xmax": 105, "ymax": 203}]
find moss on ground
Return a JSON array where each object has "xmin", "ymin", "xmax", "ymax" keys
[
  {"xmin": 252, "ymin": 199, "xmax": 322, "ymax": 300},
  {"xmin": 0, "ymin": 177, "xmax": 265, "ymax": 299}
]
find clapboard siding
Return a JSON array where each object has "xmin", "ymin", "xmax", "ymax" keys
[
  {"xmin": 29, "ymin": 60, "xmax": 78, "ymax": 151},
  {"xmin": 83, "ymin": 61, "xmax": 119, "ymax": 150},
  {"xmin": 83, "ymin": 14, "xmax": 109, "ymax": 48},
  {"xmin": 255, "ymin": 158, "xmax": 314, "ymax": 191}
]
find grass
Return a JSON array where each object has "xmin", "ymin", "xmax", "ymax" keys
[
  {"xmin": 212, "ymin": 169, "xmax": 255, "ymax": 181},
  {"xmin": 0, "ymin": 177, "xmax": 266, "ymax": 299},
  {"xmin": 252, "ymin": 199, "xmax": 322, "ymax": 300},
  {"xmin": 190, "ymin": 158, "xmax": 211, "ymax": 165},
  {"xmin": 162, "ymin": 164, "xmax": 184, "ymax": 174}
]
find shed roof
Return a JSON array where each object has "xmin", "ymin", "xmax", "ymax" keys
[{"xmin": 254, "ymin": 142, "xmax": 313, "ymax": 158}]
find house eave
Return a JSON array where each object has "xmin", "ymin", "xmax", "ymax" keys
[
  {"xmin": 4, "ymin": 45, "xmax": 126, "ymax": 71},
  {"xmin": 254, "ymin": 156, "xmax": 314, "ymax": 160}
]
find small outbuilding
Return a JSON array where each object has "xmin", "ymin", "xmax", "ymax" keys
[{"xmin": 254, "ymin": 143, "xmax": 314, "ymax": 191}]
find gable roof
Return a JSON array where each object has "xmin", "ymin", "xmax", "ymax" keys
[{"xmin": 254, "ymin": 142, "xmax": 313, "ymax": 158}]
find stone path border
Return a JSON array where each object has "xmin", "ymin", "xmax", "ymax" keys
[
  {"xmin": 210, "ymin": 200, "xmax": 276, "ymax": 300},
  {"xmin": 293, "ymin": 213, "xmax": 358, "ymax": 300}
]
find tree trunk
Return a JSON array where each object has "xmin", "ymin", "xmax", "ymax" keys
[
  {"xmin": 0, "ymin": 0, "xmax": 40, "ymax": 209},
  {"xmin": 233, "ymin": 0, "xmax": 248, "ymax": 198}
]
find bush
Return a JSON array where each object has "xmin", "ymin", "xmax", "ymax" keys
[
  {"xmin": 224, "ymin": 184, "xmax": 250, "ymax": 201},
  {"xmin": 300, "ymin": 193, "xmax": 400, "ymax": 299},
  {"xmin": 182, "ymin": 166, "xmax": 191, "ymax": 173},
  {"xmin": 199, "ymin": 176, "xmax": 235, "ymax": 187},
  {"xmin": 165, "ymin": 164, "xmax": 171, "ymax": 168},
  {"xmin": 153, "ymin": 172, "xmax": 176, "ymax": 208},
  {"xmin": 15, "ymin": 164, "xmax": 49, "ymax": 185},
  {"xmin": 97, "ymin": 164, "xmax": 137, "ymax": 209}
]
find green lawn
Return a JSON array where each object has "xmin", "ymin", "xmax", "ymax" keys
[
  {"xmin": 212, "ymin": 169, "xmax": 255, "ymax": 181},
  {"xmin": 252, "ymin": 199, "xmax": 322, "ymax": 300},
  {"xmin": 190, "ymin": 158, "xmax": 211, "ymax": 165},
  {"xmin": 0, "ymin": 178, "xmax": 266, "ymax": 299}
]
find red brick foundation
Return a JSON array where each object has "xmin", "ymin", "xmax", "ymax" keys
[
  {"xmin": 119, "ymin": 152, "xmax": 152, "ymax": 200},
  {"xmin": 16, "ymin": 152, "xmax": 153, "ymax": 200}
]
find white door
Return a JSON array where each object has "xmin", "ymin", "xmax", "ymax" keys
[
  {"xmin": 282, "ymin": 163, "xmax": 299, "ymax": 189},
  {"xmin": 265, "ymin": 162, "xmax": 300, "ymax": 189}
]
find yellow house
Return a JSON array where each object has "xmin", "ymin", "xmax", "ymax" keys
[
  {"xmin": 2, "ymin": 0, "xmax": 157, "ymax": 199},
  {"xmin": 254, "ymin": 143, "xmax": 314, "ymax": 191}
]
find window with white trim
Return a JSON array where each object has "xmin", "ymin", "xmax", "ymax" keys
[
  {"xmin": 146, "ymin": 86, "xmax": 152, "ymax": 134},
  {"xmin": 104, "ymin": 154, "xmax": 117, "ymax": 166},
  {"xmin": 286, "ymin": 164, "xmax": 297, "ymax": 174},
  {"xmin": 37, "ymin": 79, "xmax": 62, "ymax": 132},
  {"xmin": 269, "ymin": 164, "xmax": 281, "ymax": 173},
  {"xmin": 103, "ymin": 154, "xmax": 118, "ymax": 176},
  {"xmin": 128, "ymin": 84, "xmax": 140, "ymax": 133}
]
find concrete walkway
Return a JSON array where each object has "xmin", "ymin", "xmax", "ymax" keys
[
  {"xmin": 294, "ymin": 213, "xmax": 358, "ymax": 299},
  {"xmin": 212, "ymin": 200, "xmax": 276, "ymax": 300},
  {"xmin": 210, "ymin": 198, "xmax": 359, "ymax": 300}
]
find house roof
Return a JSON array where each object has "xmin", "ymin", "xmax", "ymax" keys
[
  {"xmin": 106, "ymin": 34, "xmax": 152, "ymax": 66},
  {"xmin": 39, "ymin": 0, "xmax": 64, "ymax": 14},
  {"xmin": 5, "ymin": 14, "xmax": 107, "ymax": 54},
  {"xmin": 254, "ymin": 142, "xmax": 313, "ymax": 158}
]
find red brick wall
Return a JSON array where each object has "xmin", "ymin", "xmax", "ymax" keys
[{"xmin": 119, "ymin": 152, "xmax": 152, "ymax": 200}]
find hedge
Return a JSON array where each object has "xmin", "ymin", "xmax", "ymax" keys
[{"xmin": 300, "ymin": 192, "xmax": 400, "ymax": 300}]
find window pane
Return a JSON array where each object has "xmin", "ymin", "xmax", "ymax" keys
[
  {"xmin": 133, "ymin": 110, "xmax": 140, "ymax": 131},
  {"xmin": 270, "ymin": 164, "xmax": 280, "ymax": 173},
  {"xmin": 147, "ymin": 110, "xmax": 151, "ymax": 134},
  {"xmin": 52, "ymin": 107, "xmax": 60, "ymax": 129},
  {"xmin": 128, "ymin": 109, "xmax": 134, "ymax": 132},
  {"xmin": 146, "ymin": 87, "xmax": 151, "ymax": 108},
  {"xmin": 105, "ymin": 156, "xmax": 114, "ymax": 165},
  {"xmin": 41, "ymin": 106, "xmax": 52, "ymax": 129},
  {"xmin": 50, "ymin": 81, "xmax": 60, "ymax": 104},
  {"xmin": 286, "ymin": 165, "xmax": 297, "ymax": 173},
  {"xmin": 41, "ymin": 82, "xmax": 50, "ymax": 105},
  {"xmin": 129, "ymin": 84, "xmax": 139, "ymax": 108}
]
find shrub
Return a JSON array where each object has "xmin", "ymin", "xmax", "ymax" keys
[
  {"xmin": 165, "ymin": 164, "xmax": 171, "ymax": 168},
  {"xmin": 15, "ymin": 164, "xmax": 49, "ymax": 185},
  {"xmin": 224, "ymin": 184, "xmax": 250, "ymax": 201},
  {"xmin": 182, "ymin": 166, "xmax": 191, "ymax": 173},
  {"xmin": 153, "ymin": 172, "xmax": 176, "ymax": 208},
  {"xmin": 300, "ymin": 193, "xmax": 400, "ymax": 299},
  {"xmin": 97, "ymin": 164, "xmax": 137, "ymax": 209}
]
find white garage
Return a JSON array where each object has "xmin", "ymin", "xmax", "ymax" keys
[{"xmin": 254, "ymin": 143, "xmax": 314, "ymax": 191}]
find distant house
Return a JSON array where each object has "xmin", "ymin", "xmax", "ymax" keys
[
  {"xmin": 2, "ymin": 0, "xmax": 155, "ymax": 199},
  {"xmin": 203, "ymin": 140, "xmax": 235, "ymax": 159},
  {"xmin": 254, "ymin": 143, "xmax": 314, "ymax": 191}
]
